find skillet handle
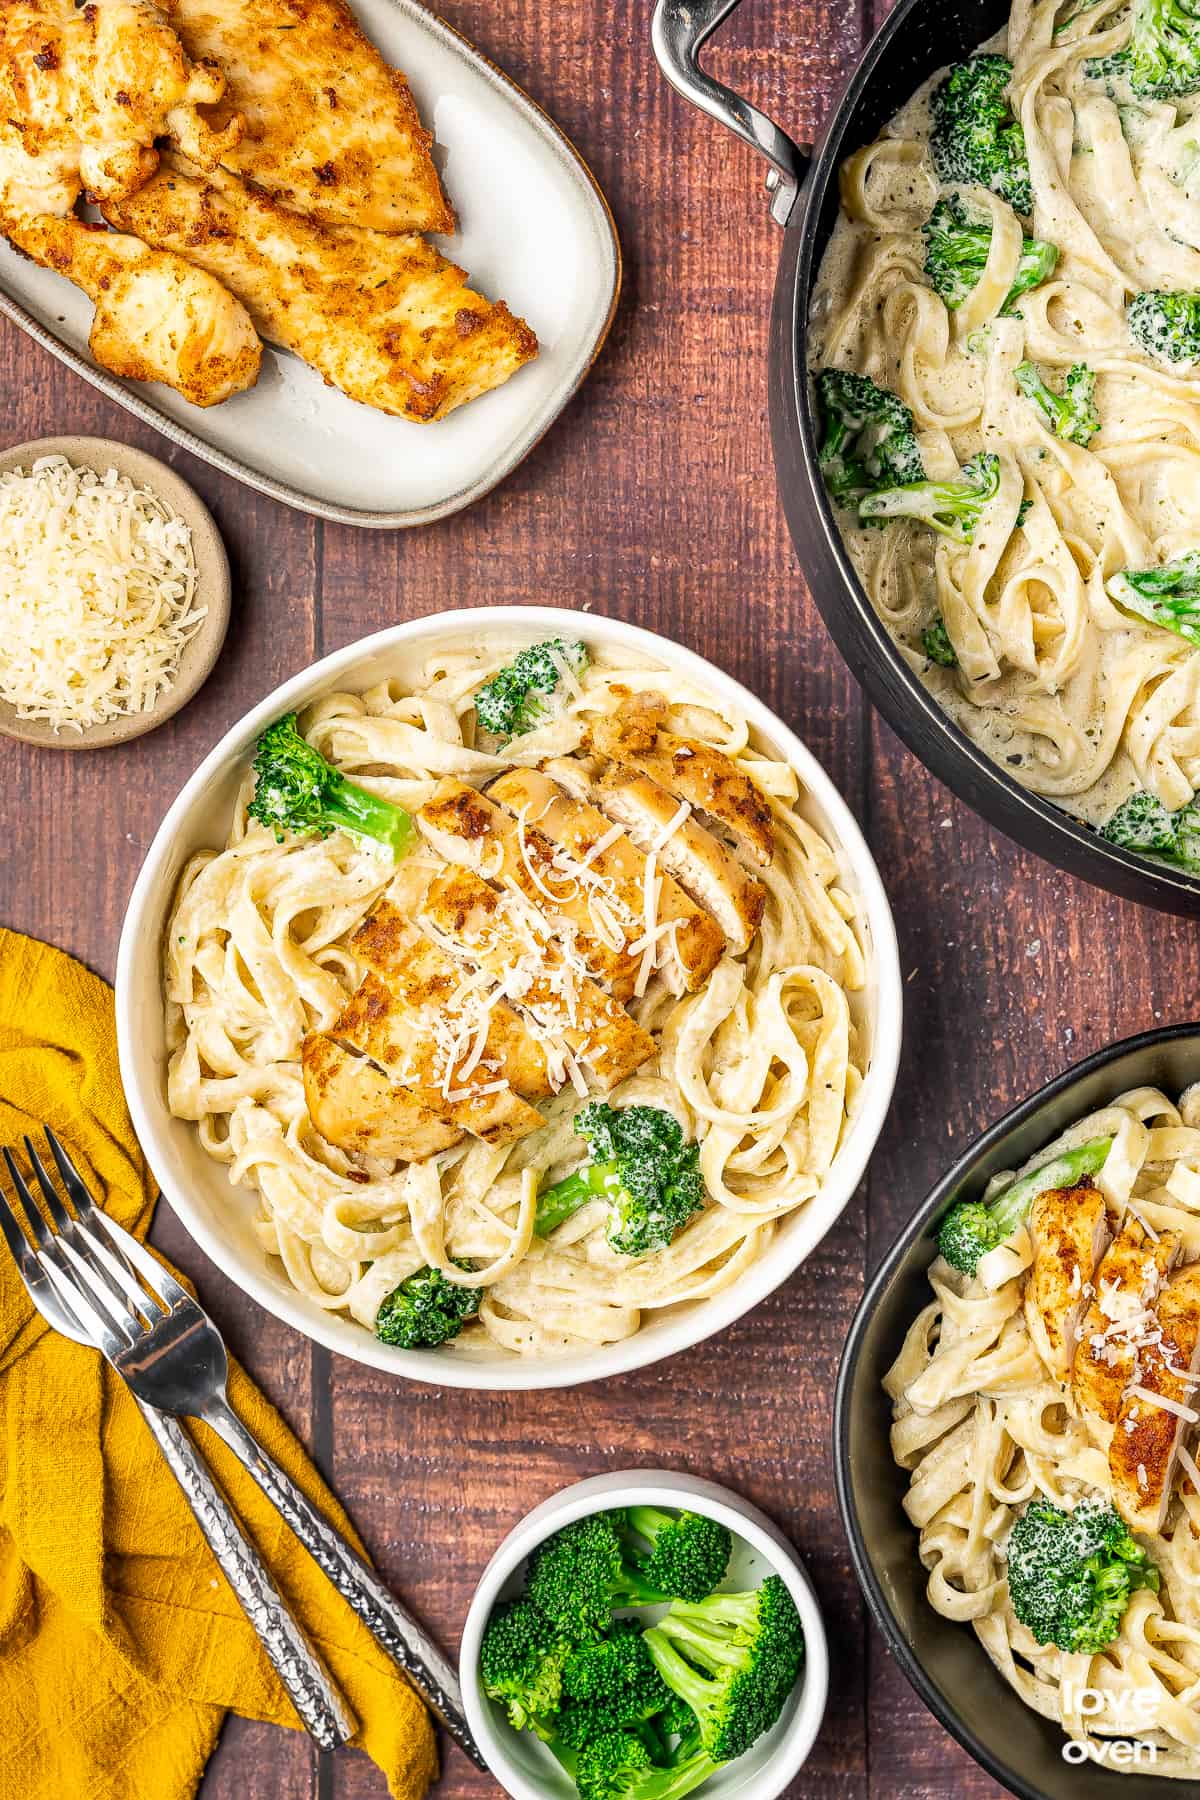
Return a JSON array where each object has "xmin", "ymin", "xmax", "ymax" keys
[{"xmin": 651, "ymin": 0, "xmax": 808, "ymax": 226}]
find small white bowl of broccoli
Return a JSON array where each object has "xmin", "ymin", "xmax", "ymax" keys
[{"xmin": 460, "ymin": 1469, "xmax": 829, "ymax": 1800}]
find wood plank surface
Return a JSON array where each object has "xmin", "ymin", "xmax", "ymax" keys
[{"xmin": 0, "ymin": 0, "xmax": 1191, "ymax": 1793}]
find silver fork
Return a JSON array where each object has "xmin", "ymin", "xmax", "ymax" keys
[
  {"xmin": 3, "ymin": 1128, "xmax": 482, "ymax": 1768},
  {"xmin": 0, "ymin": 1138, "xmax": 356, "ymax": 1750}
]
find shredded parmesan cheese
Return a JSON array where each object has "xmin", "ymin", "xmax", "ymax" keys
[
  {"xmin": 1128, "ymin": 1385, "xmax": 1200, "ymax": 1424},
  {"xmin": 0, "ymin": 455, "xmax": 202, "ymax": 732}
]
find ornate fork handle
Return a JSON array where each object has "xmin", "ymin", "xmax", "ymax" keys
[
  {"xmin": 199, "ymin": 1396, "xmax": 483, "ymax": 1769},
  {"xmin": 139, "ymin": 1401, "xmax": 356, "ymax": 1749}
]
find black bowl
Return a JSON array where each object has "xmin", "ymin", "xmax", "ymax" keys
[{"xmin": 834, "ymin": 1025, "xmax": 1200, "ymax": 1799}]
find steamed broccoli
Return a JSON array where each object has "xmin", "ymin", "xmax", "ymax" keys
[
  {"xmin": 930, "ymin": 56, "xmax": 1033, "ymax": 214},
  {"xmin": 857, "ymin": 452, "xmax": 1001, "ymax": 542},
  {"xmin": 937, "ymin": 1137, "xmax": 1113, "ymax": 1276},
  {"xmin": 535, "ymin": 1103, "xmax": 705, "ymax": 1257},
  {"xmin": 563, "ymin": 1725, "xmax": 722, "ymax": 1800},
  {"xmin": 374, "ymin": 1261, "xmax": 481, "ymax": 1349},
  {"xmin": 1089, "ymin": 0, "xmax": 1200, "ymax": 96},
  {"xmin": 922, "ymin": 195, "xmax": 1058, "ymax": 313},
  {"xmin": 1006, "ymin": 1497, "xmax": 1160, "ymax": 1653},
  {"xmin": 1107, "ymin": 549, "xmax": 1200, "ymax": 645},
  {"xmin": 480, "ymin": 1599, "xmax": 570, "ymax": 1736},
  {"xmin": 1014, "ymin": 362, "xmax": 1100, "ymax": 445},
  {"xmin": 621, "ymin": 1508, "xmax": 731, "ymax": 1603},
  {"xmin": 526, "ymin": 1513, "xmax": 672, "ymax": 1640},
  {"xmin": 247, "ymin": 713, "xmax": 415, "ymax": 856},
  {"xmin": 921, "ymin": 617, "xmax": 958, "ymax": 667},
  {"xmin": 1129, "ymin": 290, "xmax": 1200, "ymax": 365},
  {"xmin": 814, "ymin": 368, "xmax": 924, "ymax": 508},
  {"xmin": 644, "ymin": 1577, "xmax": 805, "ymax": 1764},
  {"xmin": 1101, "ymin": 789, "xmax": 1200, "ymax": 873},
  {"xmin": 472, "ymin": 638, "xmax": 589, "ymax": 740}
]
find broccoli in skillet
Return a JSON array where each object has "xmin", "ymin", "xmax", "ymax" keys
[
  {"xmin": 1006, "ymin": 1497, "xmax": 1160, "ymax": 1653},
  {"xmin": 922, "ymin": 195, "xmax": 1058, "ymax": 314},
  {"xmin": 480, "ymin": 1598, "xmax": 571, "ymax": 1737},
  {"xmin": 535, "ymin": 1103, "xmax": 705, "ymax": 1258},
  {"xmin": 525, "ymin": 1513, "xmax": 674, "ymax": 1641},
  {"xmin": 373, "ymin": 1261, "xmax": 481, "ymax": 1349},
  {"xmin": 930, "ymin": 56, "xmax": 1033, "ymax": 214},
  {"xmin": 1129, "ymin": 290, "xmax": 1200, "ymax": 366},
  {"xmin": 247, "ymin": 712, "xmax": 415, "ymax": 857},
  {"xmin": 857, "ymin": 452, "xmax": 1001, "ymax": 543},
  {"xmin": 814, "ymin": 368, "xmax": 924, "ymax": 509},
  {"xmin": 1101, "ymin": 789, "xmax": 1200, "ymax": 873},
  {"xmin": 1014, "ymin": 362, "xmax": 1100, "ymax": 446},
  {"xmin": 920, "ymin": 617, "xmax": 958, "ymax": 667},
  {"xmin": 1107, "ymin": 549, "xmax": 1200, "ymax": 646},
  {"xmin": 472, "ymin": 638, "xmax": 589, "ymax": 740},
  {"xmin": 936, "ymin": 1137, "xmax": 1113, "ymax": 1276},
  {"xmin": 1088, "ymin": 0, "xmax": 1200, "ymax": 96}
]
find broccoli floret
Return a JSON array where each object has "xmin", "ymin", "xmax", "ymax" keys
[
  {"xmin": 1015, "ymin": 362, "xmax": 1100, "ymax": 445},
  {"xmin": 1090, "ymin": 0, "xmax": 1200, "ymax": 96},
  {"xmin": 526, "ymin": 1513, "xmax": 672, "ymax": 1640},
  {"xmin": 920, "ymin": 618, "xmax": 958, "ymax": 667},
  {"xmin": 621, "ymin": 1508, "xmax": 731, "ymax": 1603},
  {"xmin": 535, "ymin": 1103, "xmax": 705, "ymax": 1257},
  {"xmin": 1006, "ymin": 1497, "xmax": 1160, "ymax": 1653},
  {"xmin": 814, "ymin": 368, "xmax": 924, "ymax": 509},
  {"xmin": 1129, "ymin": 290, "xmax": 1200, "ymax": 365},
  {"xmin": 1101, "ymin": 788, "xmax": 1200, "ymax": 874},
  {"xmin": 562, "ymin": 1726, "xmax": 720, "ymax": 1800},
  {"xmin": 480, "ymin": 1599, "xmax": 569, "ymax": 1736},
  {"xmin": 472, "ymin": 638, "xmax": 589, "ymax": 740},
  {"xmin": 922, "ymin": 195, "xmax": 1058, "ymax": 313},
  {"xmin": 247, "ymin": 713, "xmax": 415, "ymax": 857},
  {"xmin": 644, "ymin": 1576, "xmax": 805, "ymax": 1764},
  {"xmin": 562, "ymin": 1621, "xmax": 673, "ymax": 1721},
  {"xmin": 937, "ymin": 1137, "xmax": 1113, "ymax": 1275},
  {"xmin": 857, "ymin": 452, "xmax": 1001, "ymax": 543},
  {"xmin": 930, "ymin": 56, "xmax": 1033, "ymax": 213},
  {"xmin": 374, "ymin": 1261, "xmax": 481, "ymax": 1349},
  {"xmin": 1108, "ymin": 549, "xmax": 1200, "ymax": 646}
]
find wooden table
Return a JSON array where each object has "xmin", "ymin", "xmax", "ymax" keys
[{"xmin": 1, "ymin": 0, "xmax": 1190, "ymax": 1791}]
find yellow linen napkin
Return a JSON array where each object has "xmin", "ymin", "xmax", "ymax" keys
[{"xmin": 0, "ymin": 927, "xmax": 439, "ymax": 1800}]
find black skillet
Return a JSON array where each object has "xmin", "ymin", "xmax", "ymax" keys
[{"xmin": 652, "ymin": 0, "xmax": 1200, "ymax": 916}]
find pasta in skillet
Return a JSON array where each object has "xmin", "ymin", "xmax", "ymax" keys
[
  {"xmin": 163, "ymin": 639, "xmax": 865, "ymax": 1358},
  {"xmin": 890, "ymin": 1086, "xmax": 1200, "ymax": 1774},
  {"xmin": 809, "ymin": 0, "xmax": 1200, "ymax": 864}
]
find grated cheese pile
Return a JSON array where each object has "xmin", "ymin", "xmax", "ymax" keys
[{"xmin": 0, "ymin": 454, "xmax": 202, "ymax": 732}]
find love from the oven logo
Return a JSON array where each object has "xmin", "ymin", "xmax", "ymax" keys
[{"xmin": 1059, "ymin": 1683, "xmax": 1161, "ymax": 1767}]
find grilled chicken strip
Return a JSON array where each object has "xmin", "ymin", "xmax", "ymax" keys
[
  {"xmin": 1072, "ymin": 1220, "xmax": 1180, "ymax": 1427},
  {"xmin": 422, "ymin": 867, "xmax": 657, "ymax": 1092},
  {"xmin": 488, "ymin": 768, "xmax": 725, "ymax": 992},
  {"xmin": 165, "ymin": 0, "xmax": 452, "ymax": 234},
  {"xmin": 1110, "ymin": 1262, "xmax": 1200, "ymax": 1532},
  {"xmin": 1024, "ymin": 1182, "xmax": 1111, "ymax": 1380},
  {"xmin": 593, "ymin": 765, "xmax": 766, "ymax": 952},
  {"xmin": 590, "ymin": 693, "xmax": 776, "ymax": 868},
  {"xmin": 103, "ymin": 158, "xmax": 537, "ymax": 422},
  {"xmin": 301, "ymin": 1031, "xmax": 459, "ymax": 1161},
  {"xmin": 3, "ymin": 214, "xmax": 260, "ymax": 404},
  {"xmin": 416, "ymin": 778, "xmax": 641, "ymax": 999}
]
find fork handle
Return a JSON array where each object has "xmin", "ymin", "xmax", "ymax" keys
[
  {"xmin": 198, "ymin": 1396, "xmax": 483, "ymax": 1770},
  {"xmin": 138, "ymin": 1400, "xmax": 357, "ymax": 1750}
]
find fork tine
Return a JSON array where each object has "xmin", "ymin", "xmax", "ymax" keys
[
  {"xmin": 0, "ymin": 1165, "xmax": 38, "ymax": 1274},
  {"xmin": 39, "ymin": 1128, "xmax": 174, "ymax": 1315},
  {"xmin": 43, "ymin": 1126, "xmax": 94, "ymax": 1211},
  {"xmin": 3, "ymin": 1146, "xmax": 52, "ymax": 1252},
  {"xmin": 87, "ymin": 1207, "xmax": 190, "ymax": 1310},
  {"xmin": 27, "ymin": 1133, "xmax": 161, "ymax": 1325},
  {"xmin": 24, "ymin": 1137, "xmax": 73, "ymax": 1232},
  {"xmin": 3, "ymin": 1145, "xmax": 141, "ymax": 1345}
]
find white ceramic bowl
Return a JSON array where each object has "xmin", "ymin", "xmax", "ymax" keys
[
  {"xmin": 460, "ymin": 1469, "xmax": 831, "ymax": 1799},
  {"xmin": 116, "ymin": 606, "xmax": 902, "ymax": 1387}
]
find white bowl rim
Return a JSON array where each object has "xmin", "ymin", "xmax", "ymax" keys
[
  {"xmin": 459, "ymin": 1468, "xmax": 831, "ymax": 1800},
  {"xmin": 116, "ymin": 605, "xmax": 903, "ymax": 1389}
]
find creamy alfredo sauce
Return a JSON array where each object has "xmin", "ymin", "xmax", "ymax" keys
[{"xmin": 809, "ymin": 14, "xmax": 1200, "ymax": 830}]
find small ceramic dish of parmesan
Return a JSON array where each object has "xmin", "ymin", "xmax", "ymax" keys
[{"xmin": 0, "ymin": 436, "xmax": 230, "ymax": 749}]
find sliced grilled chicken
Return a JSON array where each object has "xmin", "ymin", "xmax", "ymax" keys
[
  {"xmin": 415, "ymin": 777, "xmax": 640, "ymax": 999},
  {"xmin": 1024, "ymin": 1183, "xmax": 1111, "ymax": 1380},
  {"xmin": 488, "ymin": 768, "xmax": 725, "ymax": 992},
  {"xmin": 1110, "ymin": 1262, "xmax": 1200, "ymax": 1532},
  {"xmin": 301, "ymin": 1032, "xmax": 460, "ymax": 1161},
  {"xmin": 593, "ymin": 764, "xmax": 766, "ymax": 952},
  {"xmin": 423, "ymin": 866, "xmax": 657, "ymax": 1091},
  {"xmin": 1073, "ymin": 1221, "xmax": 1180, "ymax": 1426},
  {"xmin": 333, "ymin": 969, "xmax": 547, "ymax": 1146},
  {"xmin": 590, "ymin": 692, "xmax": 776, "ymax": 868}
]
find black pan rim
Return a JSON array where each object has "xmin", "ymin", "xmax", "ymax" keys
[
  {"xmin": 832, "ymin": 1020, "xmax": 1200, "ymax": 1800},
  {"xmin": 770, "ymin": 0, "xmax": 1200, "ymax": 916}
]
